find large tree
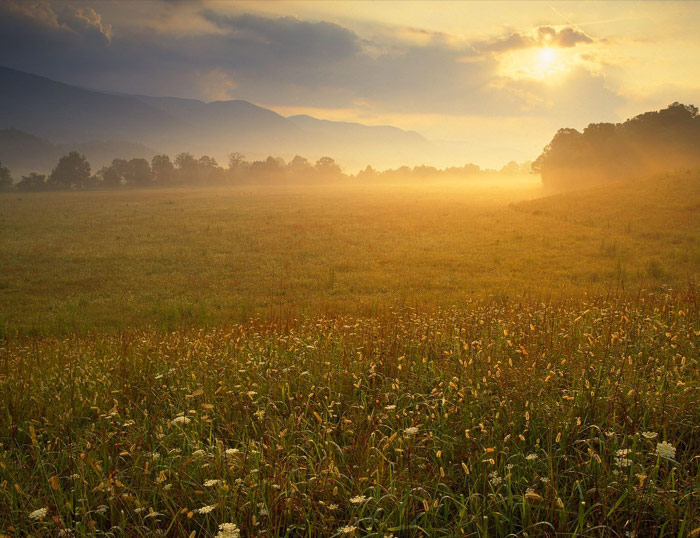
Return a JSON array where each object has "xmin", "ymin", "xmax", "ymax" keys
[
  {"xmin": 0, "ymin": 160, "xmax": 12, "ymax": 190},
  {"xmin": 151, "ymin": 154, "xmax": 174, "ymax": 185},
  {"xmin": 49, "ymin": 151, "xmax": 91, "ymax": 189}
]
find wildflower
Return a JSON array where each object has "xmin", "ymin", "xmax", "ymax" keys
[
  {"xmin": 642, "ymin": 431, "xmax": 658, "ymax": 440},
  {"xmin": 488, "ymin": 471, "xmax": 502, "ymax": 486},
  {"xmin": 225, "ymin": 448, "xmax": 240, "ymax": 456},
  {"xmin": 192, "ymin": 449, "xmax": 206, "ymax": 457},
  {"xmin": 337, "ymin": 525, "xmax": 357, "ymax": 535},
  {"xmin": 171, "ymin": 416, "xmax": 191, "ymax": 425},
  {"xmin": 216, "ymin": 523, "xmax": 240, "ymax": 538},
  {"xmin": 655, "ymin": 441, "xmax": 676, "ymax": 460},
  {"xmin": 526, "ymin": 453, "xmax": 538, "ymax": 461},
  {"xmin": 385, "ymin": 405, "xmax": 396, "ymax": 410},
  {"xmin": 615, "ymin": 457, "xmax": 632, "ymax": 468},
  {"xmin": 196, "ymin": 504, "xmax": 217, "ymax": 514},
  {"xmin": 29, "ymin": 507, "xmax": 48, "ymax": 521},
  {"xmin": 404, "ymin": 426, "xmax": 419, "ymax": 436},
  {"xmin": 204, "ymin": 479, "xmax": 221, "ymax": 487},
  {"xmin": 328, "ymin": 503, "xmax": 339, "ymax": 511},
  {"xmin": 349, "ymin": 494, "xmax": 369, "ymax": 504}
]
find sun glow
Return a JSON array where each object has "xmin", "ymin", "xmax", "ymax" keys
[{"xmin": 500, "ymin": 46, "xmax": 570, "ymax": 81}]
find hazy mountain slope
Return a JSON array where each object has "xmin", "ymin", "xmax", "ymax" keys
[
  {"xmin": 288, "ymin": 114, "xmax": 432, "ymax": 169},
  {"xmin": 0, "ymin": 65, "xmax": 436, "ymax": 169},
  {"xmin": 0, "ymin": 66, "xmax": 180, "ymax": 143},
  {"xmin": 0, "ymin": 128, "xmax": 156, "ymax": 176}
]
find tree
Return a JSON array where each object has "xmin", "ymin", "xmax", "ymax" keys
[
  {"xmin": 16, "ymin": 172, "xmax": 47, "ymax": 191},
  {"xmin": 0, "ymin": 160, "xmax": 12, "ymax": 191},
  {"xmin": 125, "ymin": 158, "xmax": 152, "ymax": 186},
  {"xmin": 99, "ymin": 158, "xmax": 128, "ymax": 188},
  {"xmin": 174, "ymin": 152, "xmax": 198, "ymax": 182},
  {"xmin": 151, "ymin": 154, "xmax": 174, "ymax": 185},
  {"xmin": 49, "ymin": 151, "xmax": 91, "ymax": 189},
  {"xmin": 314, "ymin": 156, "xmax": 342, "ymax": 180},
  {"xmin": 228, "ymin": 152, "xmax": 245, "ymax": 170}
]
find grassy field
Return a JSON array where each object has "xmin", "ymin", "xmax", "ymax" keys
[
  {"xmin": 0, "ymin": 172, "xmax": 698, "ymax": 336},
  {"xmin": 0, "ymin": 172, "xmax": 698, "ymax": 536}
]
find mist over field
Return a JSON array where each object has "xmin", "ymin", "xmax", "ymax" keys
[{"xmin": 0, "ymin": 2, "xmax": 698, "ymax": 537}]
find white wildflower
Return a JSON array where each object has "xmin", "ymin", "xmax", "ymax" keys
[
  {"xmin": 337, "ymin": 525, "xmax": 357, "ymax": 535},
  {"xmin": 655, "ymin": 441, "xmax": 676, "ymax": 460},
  {"xmin": 526, "ymin": 453, "xmax": 538, "ymax": 461},
  {"xmin": 171, "ymin": 416, "xmax": 191, "ymax": 425},
  {"xmin": 349, "ymin": 494, "xmax": 369, "ymax": 504},
  {"xmin": 204, "ymin": 479, "xmax": 221, "ymax": 487},
  {"xmin": 488, "ymin": 471, "xmax": 502, "ymax": 486},
  {"xmin": 29, "ymin": 507, "xmax": 48, "ymax": 521},
  {"xmin": 216, "ymin": 522, "xmax": 240, "ymax": 538},
  {"xmin": 225, "ymin": 448, "xmax": 240, "ymax": 456},
  {"xmin": 196, "ymin": 504, "xmax": 217, "ymax": 514},
  {"xmin": 404, "ymin": 426, "xmax": 419, "ymax": 436},
  {"xmin": 642, "ymin": 431, "xmax": 658, "ymax": 440}
]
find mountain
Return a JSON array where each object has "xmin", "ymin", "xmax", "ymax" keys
[
  {"xmin": 0, "ymin": 65, "xmax": 433, "ymax": 170},
  {"xmin": 0, "ymin": 128, "xmax": 157, "ymax": 177},
  {"xmin": 288, "ymin": 115, "xmax": 430, "ymax": 169}
]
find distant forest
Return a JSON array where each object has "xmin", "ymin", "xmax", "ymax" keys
[
  {"xmin": 0, "ymin": 151, "xmax": 530, "ymax": 192},
  {"xmin": 2, "ymin": 102, "xmax": 698, "ymax": 192},
  {"xmin": 533, "ymin": 102, "xmax": 700, "ymax": 189}
]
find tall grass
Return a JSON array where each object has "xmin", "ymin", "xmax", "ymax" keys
[{"xmin": 1, "ymin": 290, "xmax": 697, "ymax": 536}]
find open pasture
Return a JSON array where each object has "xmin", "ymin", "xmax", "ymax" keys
[{"xmin": 0, "ymin": 173, "xmax": 698, "ymax": 336}]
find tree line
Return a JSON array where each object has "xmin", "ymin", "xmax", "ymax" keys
[
  {"xmin": 0, "ymin": 151, "xmax": 531, "ymax": 192},
  {"xmin": 533, "ymin": 102, "xmax": 700, "ymax": 190},
  {"xmin": 0, "ymin": 152, "xmax": 347, "ymax": 191}
]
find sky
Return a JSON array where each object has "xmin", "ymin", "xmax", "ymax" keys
[{"xmin": 1, "ymin": 0, "xmax": 700, "ymax": 167}]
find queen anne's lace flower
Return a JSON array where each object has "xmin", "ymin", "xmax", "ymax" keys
[
  {"xmin": 216, "ymin": 523, "xmax": 240, "ymax": 538},
  {"xmin": 655, "ymin": 441, "xmax": 676, "ymax": 460},
  {"xmin": 29, "ymin": 507, "xmax": 48, "ymax": 521}
]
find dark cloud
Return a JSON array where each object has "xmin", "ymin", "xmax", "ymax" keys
[{"xmin": 0, "ymin": 1, "xmax": 610, "ymax": 119}]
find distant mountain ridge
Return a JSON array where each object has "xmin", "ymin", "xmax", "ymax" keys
[
  {"xmin": 0, "ymin": 128, "xmax": 157, "ymax": 177},
  {"xmin": 0, "ymin": 65, "xmax": 432, "ymax": 170}
]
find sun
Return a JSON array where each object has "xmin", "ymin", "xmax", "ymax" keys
[{"xmin": 499, "ymin": 46, "xmax": 570, "ymax": 81}]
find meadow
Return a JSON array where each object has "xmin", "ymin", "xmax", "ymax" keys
[
  {"xmin": 0, "ymin": 172, "xmax": 697, "ymax": 336},
  {"xmin": 0, "ymin": 172, "xmax": 698, "ymax": 536}
]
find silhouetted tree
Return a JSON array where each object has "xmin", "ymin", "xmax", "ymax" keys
[
  {"xmin": 314, "ymin": 156, "xmax": 342, "ymax": 180},
  {"xmin": 98, "ymin": 158, "xmax": 128, "ymax": 188},
  {"xmin": 151, "ymin": 154, "xmax": 174, "ymax": 185},
  {"xmin": 228, "ymin": 152, "xmax": 245, "ymax": 170},
  {"xmin": 0, "ymin": 160, "xmax": 12, "ymax": 190},
  {"xmin": 533, "ymin": 103, "xmax": 700, "ymax": 190},
  {"xmin": 125, "ymin": 158, "xmax": 152, "ymax": 186},
  {"xmin": 174, "ymin": 152, "xmax": 198, "ymax": 182},
  {"xmin": 16, "ymin": 172, "xmax": 47, "ymax": 191},
  {"xmin": 49, "ymin": 151, "xmax": 91, "ymax": 189}
]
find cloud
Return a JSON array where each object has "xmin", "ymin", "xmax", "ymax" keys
[
  {"xmin": 479, "ymin": 25, "xmax": 594, "ymax": 53},
  {"xmin": 0, "ymin": 0, "xmax": 619, "ymax": 125}
]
